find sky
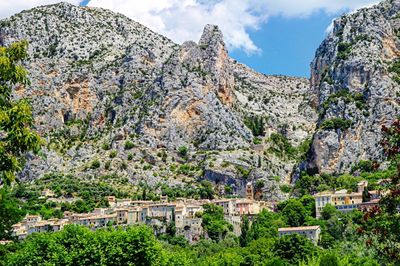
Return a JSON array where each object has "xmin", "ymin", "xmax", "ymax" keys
[{"xmin": 0, "ymin": 0, "xmax": 381, "ymax": 77}]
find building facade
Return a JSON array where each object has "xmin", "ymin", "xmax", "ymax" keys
[{"xmin": 278, "ymin": 226, "xmax": 321, "ymax": 244}]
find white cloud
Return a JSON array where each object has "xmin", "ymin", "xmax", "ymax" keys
[
  {"xmin": 86, "ymin": 0, "xmax": 266, "ymax": 54},
  {"xmin": 86, "ymin": 0, "xmax": 381, "ymax": 54},
  {"xmin": 0, "ymin": 0, "xmax": 382, "ymax": 54},
  {"xmin": 0, "ymin": 0, "xmax": 81, "ymax": 20}
]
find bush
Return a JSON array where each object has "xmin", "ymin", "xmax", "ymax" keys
[
  {"xmin": 90, "ymin": 159, "xmax": 100, "ymax": 169},
  {"xmin": 178, "ymin": 146, "xmax": 188, "ymax": 157},
  {"xmin": 389, "ymin": 60, "xmax": 400, "ymax": 84},
  {"xmin": 337, "ymin": 42, "xmax": 352, "ymax": 60},
  {"xmin": 244, "ymin": 115, "xmax": 266, "ymax": 136},
  {"xmin": 320, "ymin": 118, "xmax": 352, "ymax": 130},
  {"xmin": 101, "ymin": 142, "xmax": 111, "ymax": 150},
  {"xmin": 253, "ymin": 137, "xmax": 262, "ymax": 145},
  {"xmin": 235, "ymin": 165, "xmax": 251, "ymax": 179},
  {"xmin": 268, "ymin": 133, "xmax": 297, "ymax": 159},
  {"xmin": 280, "ymin": 185, "xmax": 291, "ymax": 193},
  {"xmin": 351, "ymin": 160, "xmax": 378, "ymax": 173},
  {"xmin": 127, "ymin": 153, "xmax": 133, "ymax": 161},
  {"xmin": 120, "ymin": 161, "xmax": 127, "ymax": 170},
  {"xmin": 124, "ymin": 140, "xmax": 135, "ymax": 150},
  {"xmin": 109, "ymin": 150, "xmax": 117, "ymax": 158}
]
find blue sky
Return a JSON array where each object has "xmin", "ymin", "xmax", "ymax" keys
[
  {"xmin": 230, "ymin": 12, "xmax": 338, "ymax": 77},
  {"xmin": 0, "ymin": 0, "xmax": 380, "ymax": 78}
]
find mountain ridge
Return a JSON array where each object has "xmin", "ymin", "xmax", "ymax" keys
[{"xmin": 0, "ymin": 0, "xmax": 398, "ymax": 201}]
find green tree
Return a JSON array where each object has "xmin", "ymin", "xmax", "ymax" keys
[
  {"xmin": 239, "ymin": 215, "xmax": 250, "ymax": 247},
  {"xmin": 198, "ymin": 180, "xmax": 215, "ymax": 200},
  {"xmin": 362, "ymin": 186, "xmax": 371, "ymax": 202},
  {"xmin": 273, "ymin": 234, "xmax": 318, "ymax": 265},
  {"xmin": 281, "ymin": 199, "xmax": 308, "ymax": 227},
  {"xmin": 202, "ymin": 204, "xmax": 232, "ymax": 241},
  {"xmin": 0, "ymin": 41, "xmax": 42, "ymax": 184},
  {"xmin": 320, "ymin": 204, "xmax": 337, "ymax": 220},
  {"xmin": 300, "ymin": 195, "xmax": 316, "ymax": 217},
  {"xmin": 4, "ymin": 225, "xmax": 165, "ymax": 265},
  {"xmin": 0, "ymin": 187, "xmax": 25, "ymax": 240},
  {"xmin": 362, "ymin": 119, "xmax": 400, "ymax": 263},
  {"xmin": 319, "ymin": 252, "xmax": 340, "ymax": 266},
  {"xmin": 249, "ymin": 210, "xmax": 285, "ymax": 240}
]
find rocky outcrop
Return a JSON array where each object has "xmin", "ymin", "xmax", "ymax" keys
[
  {"xmin": 6, "ymin": 1, "xmax": 398, "ymax": 199},
  {"xmin": 0, "ymin": 2, "xmax": 316, "ymax": 200},
  {"xmin": 307, "ymin": 0, "xmax": 400, "ymax": 175}
]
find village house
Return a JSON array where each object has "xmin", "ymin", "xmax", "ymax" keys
[
  {"xmin": 126, "ymin": 206, "xmax": 143, "ymax": 225},
  {"xmin": 235, "ymin": 199, "xmax": 260, "ymax": 215},
  {"xmin": 12, "ymin": 216, "xmax": 69, "ymax": 239},
  {"xmin": 177, "ymin": 217, "xmax": 203, "ymax": 244},
  {"xmin": 116, "ymin": 198, "xmax": 132, "ymax": 207},
  {"xmin": 314, "ymin": 189, "xmax": 363, "ymax": 218},
  {"xmin": 214, "ymin": 199, "xmax": 235, "ymax": 215},
  {"xmin": 224, "ymin": 215, "xmax": 242, "ymax": 236},
  {"xmin": 106, "ymin": 196, "xmax": 116, "ymax": 207},
  {"xmin": 12, "ymin": 196, "xmax": 269, "ymax": 242},
  {"xmin": 278, "ymin": 226, "xmax": 321, "ymax": 244},
  {"xmin": 25, "ymin": 214, "xmax": 42, "ymax": 224}
]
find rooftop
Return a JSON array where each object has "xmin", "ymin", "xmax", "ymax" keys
[{"xmin": 278, "ymin": 226, "xmax": 320, "ymax": 232}]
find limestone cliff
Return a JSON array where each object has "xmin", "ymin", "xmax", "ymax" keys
[
  {"xmin": 2, "ymin": 1, "xmax": 398, "ymax": 200},
  {"xmin": 306, "ymin": 0, "xmax": 400, "ymax": 175}
]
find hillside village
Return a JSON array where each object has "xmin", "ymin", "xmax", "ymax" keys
[
  {"xmin": 0, "ymin": 0, "xmax": 399, "ymax": 265},
  {"xmin": 11, "ymin": 179, "xmax": 386, "ymax": 244}
]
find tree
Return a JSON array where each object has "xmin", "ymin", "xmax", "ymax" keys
[
  {"xmin": 300, "ymin": 195, "xmax": 316, "ymax": 217},
  {"xmin": 320, "ymin": 204, "xmax": 337, "ymax": 220},
  {"xmin": 198, "ymin": 180, "xmax": 215, "ymax": 200},
  {"xmin": 0, "ymin": 187, "xmax": 25, "ymax": 240},
  {"xmin": 319, "ymin": 252, "xmax": 340, "ymax": 266},
  {"xmin": 273, "ymin": 234, "xmax": 317, "ymax": 265},
  {"xmin": 0, "ymin": 41, "xmax": 42, "ymax": 184},
  {"xmin": 4, "ymin": 225, "xmax": 165, "ymax": 265},
  {"xmin": 249, "ymin": 210, "xmax": 285, "ymax": 240},
  {"xmin": 362, "ymin": 186, "xmax": 371, "ymax": 202},
  {"xmin": 361, "ymin": 119, "xmax": 400, "ymax": 263},
  {"xmin": 201, "ymin": 204, "xmax": 232, "ymax": 241},
  {"xmin": 239, "ymin": 215, "xmax": 250, "ymax": 247},
  {"xmin": 281, "ymin": 199, "xmax": 308, "ymax": 227}
]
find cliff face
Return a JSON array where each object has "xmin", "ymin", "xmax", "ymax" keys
[
  {"xmin": 0, "ymin": 2, "xmax": 316, "ymax": 201},
  {"xmin": 307, "ymin": 0, "xmax": 400, "ymax": 175},
  {"xmin": 1, "ymin": 0, "xmax": 397, "ymax": 199}
]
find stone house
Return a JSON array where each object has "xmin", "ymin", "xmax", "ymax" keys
[{"xmin": 278, "ymin": 226, "xmax": 321, "ymax": 244}]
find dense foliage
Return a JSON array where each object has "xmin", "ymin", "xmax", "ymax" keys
[
  {"xmin": 320, "ymin": 118, "xmax": 352, "ymax": 131},
  {"xmin": 360, "ymin": 118, "xmax": 400, "ymax": 263},
  {"xmin": 201, "ymin": 204, "xmax": 232, "ymax": 241},
  {"xmin": 0, "ymin": 41, "xmax": 42, "ymax": 184},
  {"xmin": 243, "ymin": 115, "xmax": 265, "ymax": 136},
  {"xmin": 1, "ymin": 225, "xmax": 176, "ymax": 266},
  {"xmin": 0, "ymin": 187, "xmax": 25, "ymax": 240}
]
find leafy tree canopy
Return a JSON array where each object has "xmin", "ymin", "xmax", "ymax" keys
[{"xmin": 0, "ymin": 41, "xmax": 42, "ymax": 184}]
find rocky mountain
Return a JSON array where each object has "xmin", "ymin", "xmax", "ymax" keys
[
  {"xmin": 306, "ymin": 0, "xmax": 400, "ymax": 175},
  {"xmin": 0, "ymin": 0, "xmax": 398, "ymax": 200}
]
